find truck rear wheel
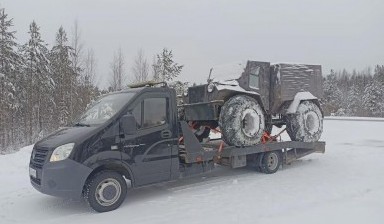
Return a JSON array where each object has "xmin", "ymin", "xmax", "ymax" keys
[
  {"xmin": 219, "ymin": 95, "xmax": 265, "ymax": 146},
  {"xmin": 83, "ymin": 171, "xmax": 127, "ymax": 212},
  {"xmin": 259, "ymin": 151, "xmax": 282, "ymax": 174},
  {"xmin": 285, "ymin": 100, "xmax": 323, "ymax": 142}
]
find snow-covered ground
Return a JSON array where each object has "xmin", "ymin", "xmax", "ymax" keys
[{"xmin": 1, "ymin": 119, "xmax": 383, "ymax": 224}]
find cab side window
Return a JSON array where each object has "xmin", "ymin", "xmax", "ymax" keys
[
  {"xmin": 131, "ymin": 97, "xmax": 167, "ymax": 129},
  {"xmin": 249, "ymin": 66, "xmax": 260, "ymax": 89},
  {"xmin": 132, "ymin": 103, "xmax": 142, "ymax": 129},
  {"xmin": 143, "ymin": 98, "xmax": 167, "ymax": 128}
]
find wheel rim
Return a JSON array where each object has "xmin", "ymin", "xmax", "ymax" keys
[
  {"xmin": 95, "ymin": 178, "xmax": 121, "ymax": 207},
  {"xmin": 305, "ymin": 111, "xmax": 320, "ymax": 134},
  {"xmin": 267, "ymin": 153, "xmax": 279, "ymax": 170},
  {"xmin": 241, "ymin": 109, "xmax": 260, "ymax": 137}
]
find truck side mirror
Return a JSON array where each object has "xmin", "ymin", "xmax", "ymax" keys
[{"xmin": 120, "ymin": 114, "xmax": 137, "ymax": 135}]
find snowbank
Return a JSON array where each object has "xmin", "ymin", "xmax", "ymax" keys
[
  {"xmin": 324, "ymin": 116, "xmax": 384, "ymax": 122},
  {"xmin": 0, "ymin": 120, "xmax": 384, "ymax": 224}
]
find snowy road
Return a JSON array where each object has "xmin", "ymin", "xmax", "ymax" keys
[{"xmin": 1, "ymin": 119, "xmax": 384, "ymax": 224}]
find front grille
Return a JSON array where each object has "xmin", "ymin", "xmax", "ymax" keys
[
  {"xmin": 31, "ymin": 147, "xmax": 50, "ymax": 169},
  {"xmin": 31, "ymin": 176, "xmax": 41, "ymax": 185},
  {"xmin": 188, "ymin": 85, "xmax": 206, "ymax": 103}
]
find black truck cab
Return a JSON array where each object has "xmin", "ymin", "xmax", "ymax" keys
[{"xmin": 30, "ymin": 86, "xmax": 181, "ymax": 211}]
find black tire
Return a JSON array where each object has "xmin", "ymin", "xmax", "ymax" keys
[
  {"xmin": 264, "ymin": 115, "xmax": 273, "ymax": 134},
  {"xmin": 250, "ymin": 153, "xmax": 264, "ymax": 172},
  {"xmin": 285, "ymin": 101, "xmax": 323, "ymax": 142},
  {"xmin": 219, "ymin": 95, "xmax": 265, "ymax": 146},
  {"xmin": 260, "ymin": 150, "xmax": 282, "ymax": 174},
  {"xmin": 194, "ymin": 126, "xmax": 211, "ymax": 142},
  {"xmin": 83, "ymin": 171, "xmax": 127, "ymax": 213}
]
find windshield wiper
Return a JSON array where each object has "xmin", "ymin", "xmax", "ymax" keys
[{"xmin": 74, "ymin": 122, "xmax": 90, "ymax": 127}]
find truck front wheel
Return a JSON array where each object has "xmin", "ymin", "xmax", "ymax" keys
[
  {"xmin": 83, "ymin": 171, "xmax": 127, "ymax": 212},
  {"xmin": 219, "ymin": 95, "xmax": 265, "ymax": 146},
  {"xmin": 285, "ymin": 100, "xmax": 323, "ymax": 142}
]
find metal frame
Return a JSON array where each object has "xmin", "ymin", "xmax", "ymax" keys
[{"xmin": 180, "ymin": 121, "xmax": 325, "ymax": 169}]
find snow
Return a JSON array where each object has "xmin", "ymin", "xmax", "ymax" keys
[
  {"xmin": 325, "ymin": 116, "xmax": 384, "ymax": 122},
  {"xmin": 1, "ymin": 119, "xmax": 384, "ymax": 223},
  {"xmin": 241, "ymin": 108, "xmax": 260, "ymax": 137},
  {"xmin": 292, "ymin": 100, "xmax": 323, "ymax": 142},
  {"xmin": 219, "ymin": 95, "xmax": 265, "ymax": 146},
  {"xmin": 286, "ymin": 91, "xmax": 317, "ymax": 114},
  {"xmin": 215, "ymin": 80, "xmax": 260, "ymax": 96}
]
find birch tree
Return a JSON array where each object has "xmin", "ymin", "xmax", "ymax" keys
[
  {"xmin": 109, "ymin": 47, "xmax": 125, "ymax": 91},
  {"xmin": 131, "ymin": 49, "xmax": 149, "ymax": 83}
]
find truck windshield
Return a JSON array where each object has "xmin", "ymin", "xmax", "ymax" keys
[{"xmin": 76, "ymin": 92, "xmax": 135, "ymax": 126}]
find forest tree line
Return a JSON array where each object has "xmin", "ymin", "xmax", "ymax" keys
[
  {"xmin": 322, "ymin": 66, "xmax": 384, "ymax": 117},
  {"xmin": 0, "ymin": 7, "xmax": 383, "ymax": 152},
  {"xmin": 0, "ymin": 8, "xmax": 183, "ymax": 152}
]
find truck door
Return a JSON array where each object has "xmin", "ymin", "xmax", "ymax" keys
[{"xmin": 121, "ymin": 92, "xmax": 175, "ymax": 186}]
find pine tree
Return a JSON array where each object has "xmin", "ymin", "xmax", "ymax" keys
[
  {"xmin": 50, "ymin": 26, "xmax": 76, "ymax": 126},
  {"xmin": 322, "ymin": 70, "xmax": 343, "ymax": 115},
  {"xmin": 373, "ymin": 65, "xmax": 384, "ymax": 84},
  {"xmin": 153, "ymin": 48, "xmax": 183, "ymax": 82},
  {"xmin": 19, "ymin": 21, "xmax": 53, "ymax": 143},
  {"xmin": 362, "ymin": 80, "xmax": 383, "ymax": 117},
  {"xmin": 345, "ymin": 84, "xmax": 362, "ymax": 116},
  {"xmin": 0, "ymin": 8, "xmax": 23, "ymax": 149}
]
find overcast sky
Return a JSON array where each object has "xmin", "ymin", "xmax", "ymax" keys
[{"xmin": 1, "ymin": 0, "xmax": 384, "ymax": 88}]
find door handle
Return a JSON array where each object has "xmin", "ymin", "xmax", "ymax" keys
[
  {"xmin": 161, "ymin": 129, "xmax": 172, "ymax": 139},
  {"xmin": 123, "ymin": 143, "xmax": 146, "ymax": 149}
]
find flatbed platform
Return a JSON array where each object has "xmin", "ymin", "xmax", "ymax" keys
[{"xmin": 179, "ymin": 121, "xmax": 325, "ymax": 168}]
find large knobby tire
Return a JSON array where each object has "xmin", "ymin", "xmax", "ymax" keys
[
  {"xmin": 286, "ymin": 100, "xmax": 323, "ymax": 142},
  {"xmin": 219, "ymin": 95, "xmax": 265, "ymax": 146},
  {"xmin": 83, "ymin": 171, "xmax": 127, "ymax": 213}
]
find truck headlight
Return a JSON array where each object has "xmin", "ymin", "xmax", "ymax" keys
[{"xmin": 50, "ymin": 143, "xmax": 75, "ymax": 162}]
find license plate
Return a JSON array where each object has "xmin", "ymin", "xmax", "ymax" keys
[{"xmin": 29, "ymin": 167, "xmax": 37, "ymax": 178}]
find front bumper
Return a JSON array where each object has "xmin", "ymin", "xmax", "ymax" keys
[{"xmin": 30, "ymin": 159, "xmax": 92, "ymax": 199}]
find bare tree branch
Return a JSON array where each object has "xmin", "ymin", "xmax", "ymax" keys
[
  {"xmin": 109, "ymin": 47, "xmax": 125, "ymax": 91},
  {"xmin": 131, "ymin": 49, "xmax": 149, "ymax": 83}
]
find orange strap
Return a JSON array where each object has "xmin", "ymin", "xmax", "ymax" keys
[
  {"xmin": 218, "ymin": 141, "xmax": 224, "ymax": 152},
  {"xmin": 261, "ymin": 128, "xmax": 287, "ymax": 144},
  {"xmin": 261, "ymin": 131, "xmax": 271, "ymax": 144}
]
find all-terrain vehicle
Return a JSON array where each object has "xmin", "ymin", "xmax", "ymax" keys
[{"xmin": 183, "ymin": 60, "xmax": 324, "ymax": 146}]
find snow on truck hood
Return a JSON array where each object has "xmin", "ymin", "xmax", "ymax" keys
[
  {"xmin": 208, "ymin": 61, "xmax": 259, "ymax": 95},
  {"xmin": 214, "ymin": 80, "xmax": 260, "ymax": 95}
]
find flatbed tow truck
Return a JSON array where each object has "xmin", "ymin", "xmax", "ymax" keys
[{"xmin": 29, "ymin": 82, "xmax": 325, "ymax": 212}]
